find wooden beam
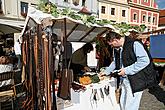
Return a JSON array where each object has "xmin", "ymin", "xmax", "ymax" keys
[
  {"xmin": 79, "ymin": 27, "xmax": 96, "ymax": 41},
  {"xmin": 0, "ymin": 90, "xmax": 14, "ymax": 97},
  {"xmin": 153, "ymin": 58, "xmax": 165, "ymax": 63},
  {"xmin": 97, "ymin": 29, "xmax": 108, "ymax": 37},
  {"xmin": 142, "ymin": 28, "xmax": 165, "ymax": 35},
  {"xmin": 66, "ymin": 23, "xmax": 79, "ymax": 38}
]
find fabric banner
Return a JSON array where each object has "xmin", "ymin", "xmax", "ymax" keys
[{"xmin": 150, "ymin": 34, "xmax": 165, "ymax": 58}]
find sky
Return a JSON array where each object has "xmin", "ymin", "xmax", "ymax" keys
[{"xmin": 157, "ymin": 0, "xmax": 165, "ymax": 9}]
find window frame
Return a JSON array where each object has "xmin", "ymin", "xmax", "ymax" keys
[
  {"xmin": 144, "ymin": 0, "xmax": 148, "ymax": 2},
  {"xmin": 20, "ymin": 2, "xmax": 28, "ymax": 17},
  {"xmin": 82, "ymin": 0, "xmax": 86, "ymax": 6},
  {"xmin": 0, "ymin": 0, "xmax": 2, "ymax": 13},
  {"xmin": 111, "ymin": 8, "xmax": 115, "ymax": 15},
  {"xmin": 101, "ymin": 6, "xmax": 106, "ymax": 14},
  {"xmin": 153, "ymin": 17, "xmax": 156, "ymax": 24},
  {"xmin": 148, "ymin": 16, "xmax": 151, "ymax": 23},
  {"xmin": 133, "ymin": 13, "xmax": 137, "ymax": 21},
  {"xmin": 142, "ymin": 15, "xmax": 146, "ymax": 22},
  {"xmin": 122, "ymin": 10, "xmax": 126, "ymax": 17}
]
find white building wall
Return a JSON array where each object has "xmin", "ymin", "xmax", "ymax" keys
[
  {"xmin": 1, "ymin": 0, "xmax": 38, "ymax": 19},
  {"xmin": 52, "ymin": 0, "xmax": 98, "ymax": 15}
]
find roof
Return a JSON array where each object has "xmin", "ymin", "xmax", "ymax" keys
[
  {"xmin": 159, "ymin": 9, "xmax": 165, "ymax": 26},
  {"xmin": 21, "ymin": 6, "xmax": 115, "ymax": 42},
  {"xmin": 159, "ymin": 17, "xmax": 165, "ymax": 26},
  {"xmin": 0, "ymin": 19, "xmax": 24, "ymax": 35},
  {"xmin": 78, "ymin": 7, "xmax": 92, "ymax": 15},
  {"xmin": 159, "ymin": 9, "xmax": 165, "ymax": 17}
]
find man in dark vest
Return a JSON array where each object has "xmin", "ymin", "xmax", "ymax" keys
[{"xmin": 101, "ymin": 31, "xmax": 159, "ymax": 110}]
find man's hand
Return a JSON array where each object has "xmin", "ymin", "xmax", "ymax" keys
[
  {"xmin": 84, "ymin": 66, "xmax": 91, "ymax": 72},
  {"xmin": 118, "ymin": 68, "xmax": 125, "ymax": 76},
  {"xmin": 98, "ymin": 72, "xmax": 106, "ymax": 77}
]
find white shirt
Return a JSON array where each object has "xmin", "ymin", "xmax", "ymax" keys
[{"xmin": 14, "ymin": 41, "xmax": 21, "ymax": 55}]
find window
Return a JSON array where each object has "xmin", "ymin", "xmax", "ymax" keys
[
  {"xmin": 73, "ymin": 0, "xmax": 79, "ymax": 6},
  {"xmin": 101, "ymin": 6, "xmax": 105, "ymax": 14},
  {"xmin": 142, "ymin": 15, "xmax": 146, "ymax": 22},
  {"xmin": 111, "ymin": 8, "xmax": 115, "ymax": 15},
  {"xmin": 133, "ymin": 13, "xmax": 137, "ymax": 20},
  {"xmin": 153, "ymin": 17, "xmax": 155, "ymax": 24},
  {"xmin": 82, "ymin": 0, "xmax": 86, "ymax": 6},
  {"xmin": 21, "ymin": 2, "xmax": 28, "ymax": 14},
  {"xmin": 148, "ymin": 16, "xmax": 151, "ymax": 23},
  {"xmin": 122, "ymin": 10, "xmax": 126, "ymax": 17},
  {"xmin": 0, "ymin": 0, "xmax": 2, "ymax": 13}
]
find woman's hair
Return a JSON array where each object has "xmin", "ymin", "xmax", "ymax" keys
[
  {"xmin": 82, "ymin": 42, "xmax": 93, "ymax": 52},
  {"xmin": 106, "ymin": 31, "xmax": 122, "ymax": 41}
]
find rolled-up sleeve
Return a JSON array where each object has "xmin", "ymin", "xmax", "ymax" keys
[
  {"xmin": 104, "ymin": 60, "xmax": 116, "ymax": 75},
  {"xmin": 124, "ymin": 41, "xmax": 150, "ymax": 75}
]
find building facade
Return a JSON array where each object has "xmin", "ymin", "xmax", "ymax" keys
[
  {"xmin": 98, "ymin": 0, "xmax": 159, "ymax": 32},
  {"xmin": 128, "ymin": 0, "xmax": 159, "ymax": 31},
  {"xmin": 0, "ymin": 0, "xmax": 38, "ymax": 40},
  {"xmin": 50, "ymin": 0, "xmax": 98, "ymax": 16},
  {"xmin": 98, "ymin": 0, "xmax": 129, "ymax": 23},
  {"xmin": 0, "ymin": 0, "xmax": 38, "ymax": 20}
]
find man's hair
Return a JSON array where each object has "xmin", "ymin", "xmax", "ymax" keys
[
  {"xmin": 106, "ymin": 31, "xmax": 122, "ymax": 41},
  {"xmin": 82, "ymin": 42, "xmax": 93, "ymax": 52}
]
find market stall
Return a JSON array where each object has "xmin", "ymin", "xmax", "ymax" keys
[
  {"xmin": 0, "ymin": 18, "xmax": 24, "ymax": 109},
  {"xmin": 20, "ymin": 5, "xmax": 116, "ymax": 110}
]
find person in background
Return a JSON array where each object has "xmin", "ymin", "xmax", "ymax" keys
[
  {"xmin": 128, "ymin": 29, "xmax": 139, "ymax": 39},
  {"xmin": 14, "ymin": 39, "xmax": 22, "ymax": 70},
  {"xmin": 8, "ymin": 47, "xmax": 15, "ymax": 57},
  {"xmin": 100, "ymin": 31, "xmax": 159, "ymax": 110},
  {"xmin": 70, "ymin": 42, "xmax": 94, "ymax": 81},
  {"xmin": 0, "ymin": 45, "xmax": 5, "ymax": 56}
]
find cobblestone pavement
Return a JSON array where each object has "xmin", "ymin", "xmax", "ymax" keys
[{"xmin": 139, "ymin": 86, "xmax": 165, "ymax": 110}]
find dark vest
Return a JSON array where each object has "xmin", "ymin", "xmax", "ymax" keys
[{"xmin": 122, "ymin": 37, "xmax": 158, "ymax": 93}]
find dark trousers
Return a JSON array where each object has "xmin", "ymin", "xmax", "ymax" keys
[{"xmin": 148, "ymin": 85, "xmax": 165, "ymax": 105}]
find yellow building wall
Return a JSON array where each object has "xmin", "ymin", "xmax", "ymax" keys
[{"xmin": 99, "ymin": 1, "xmax": 129, "ymax": 23}]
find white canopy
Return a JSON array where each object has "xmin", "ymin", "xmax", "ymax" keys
[
  {"xmin": 21, "ymin": 6, "xmax": 115, "ymax": 42},
  {"xmin": 0, "ymin": 19, "xmax": 24, "ymax": 35}
]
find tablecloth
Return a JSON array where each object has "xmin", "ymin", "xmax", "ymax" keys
[{"xmin": 64, "ymin": 77, "xmax": 120, "ymax": 110}]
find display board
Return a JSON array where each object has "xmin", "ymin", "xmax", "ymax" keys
[{"xmin": 150, "ymin": 34, "xmax": 165, "ymax": 58}]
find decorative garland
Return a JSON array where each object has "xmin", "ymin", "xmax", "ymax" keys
[{"xmin": 37, "ymin": 1, "xmax": 146, "ymax": 35}]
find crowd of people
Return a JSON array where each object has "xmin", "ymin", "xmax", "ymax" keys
[
  {"xmin": 0, "ymin": 39, "xmax": 21, "ymax": 70},
  {"xmin": 0, "ymin": 30, "xmax": 164, "ymax": 109}
]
